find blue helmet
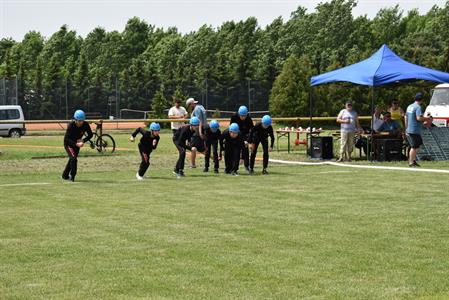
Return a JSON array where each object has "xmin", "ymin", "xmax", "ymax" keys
[
  {"xmin": 190, "ymin": 116, "xmax": 200, "ymax": 126},
  {"xmin": 238, "ymin": 105, "xmax": 248, "ymax": 116},
  {"xmin": 74, "ymin": 110, "xmax": 86, "ymax": 121},
  {"xmin": 209, "ymin": 120, "xmax": 220, "ymax": 131},
  {"xmin": 262, "ymin": 115, "xmax": 272, "ymax": 127},
  {"xmin": 229, "ymin": 123, "xmax": 240, "ymax": 133},
  {"xmin": 149, "ymin": 122, "xmax": 161, "ymax": 131}
]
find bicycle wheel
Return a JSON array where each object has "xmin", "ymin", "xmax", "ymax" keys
[
  {"xmin": 96, "ymin": 134, "xmax": 116, "ymax": 153},
  {"xmin": 88, "ymin": 133, "xmax": 98, "ymax": 149}
]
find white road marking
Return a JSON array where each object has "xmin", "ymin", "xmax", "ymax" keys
[
  {"xmin": 0, "ymin": 182, "xmax": 51, "ymax": 187},
  {"xmin": 270, "ymin": 159, "xmax": 449, "ymax": 174}
]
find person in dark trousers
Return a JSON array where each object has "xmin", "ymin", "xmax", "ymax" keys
[
  {"xmin": 130, "ymin": 122, "xmax": 161, "ymax": 180},
  {"xmin": 405, "ymin": 92, "xmax": 432, "ymax": 167},
  {"xmin": 62, "ymin": 110, "xmax": 93, "ymax": 182},
  {"xmin": 230, "ymin": 105, "xmax": 254, "ymax": 173},
  {"xmin": 220, "ymin": 123, "xmax": 244, "ymax": 176},
  {"xmin": 249, "ymin": 115, "xmax": 275, "ymax": 175},
  {"xmin": 173, "ymin": 117, "xmax": 200, "ymax": 178},
  {"xmin": 203, "ymin": 120, "xmax": 221, "ymax": 173}
]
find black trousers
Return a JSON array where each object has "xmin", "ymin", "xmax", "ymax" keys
[
  {"xmin": 241, "ymin": 134, "xmax": 250, "ymax": 168},
  {"xmin": 224, "ymin": 146, "xmax": 241, "ymax": 173},
  {"xmin": 250, "ymin": 139, "xmax": 269, "ymax": 170},
  {"xmin": 63, "ymin": 145, "xmax": 80, "ymax": 179},
  {"xmin": 205, "ymin": 139, "xmax": 219, "ymax": 170},
  {"xmin": 138, "ymin": 144, "xmax": 152, "ymax": 176},
  {"xmin": 174, "ymin": 141, "xmax": 186, "ymax": 172}
]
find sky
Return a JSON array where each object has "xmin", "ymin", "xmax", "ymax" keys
[{"xmin": 1, "ymin": 0, "xmax": 446, "ymax": 41}]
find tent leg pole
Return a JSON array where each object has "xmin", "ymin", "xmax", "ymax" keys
[
  {"xmin": 368, "ymin": 86, "xmax": 375, "ymax": 161},
  {"xmin": 309, "ymin": 89, "xmax": 313, "ymax": 159}
]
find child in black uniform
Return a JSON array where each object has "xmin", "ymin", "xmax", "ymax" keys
[
  {"xmin": 220, "ymin": 123, "xmax": 244, "ymax": 176},
  {"xmin": 203, "ymin": 119, "xmax": 221, "ymax": 173},
  {"xmin": 62, "ymin": 110, "xmax": 93, "ymax": 182},
  {"xmin": 230, "ymin": 105, "xmax": 254, "ymax": 172},
  {"xmin": 130, "ymin": 122, "xmax": 161, "ymax": 180},
  {"xmin": 173, "ymin": 117, "xmax": 200, "ymax": 178},
  {"xmin": 249, "ymin": 115, "xmax": 275, "ymax": 175}
]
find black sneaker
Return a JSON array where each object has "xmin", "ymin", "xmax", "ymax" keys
[
  {"xmin": 262, "ymin": 169, "xmax": 269, "ymax": 175},
  {"xmin": 413, "ymin": 161, "xmax": 421, "ymax": 167},
  {"xmin": 179, "ymin": 170, "xmax": 186, "ymax": 177},
  {"xmin": 70, "ymin": 176, "xmax": 75, "ymax": 182},
  {"xmin": 203, "ymin": 167, "xmax": 209, "ymax": 172},
  {"xmin": 62, "ymin": 174, "xmax": 70, "ymax": 180},
  {"xmin": 244, "ymin": 166, "xmax": 250, "ymax": 174},
  {"xmin": 214, "ymin": 169, "xmax": 219, "ymax": 174},
  {"xmin": 225, "ymin": 170, "xmax": 231, "ymax": 174},
  {"xmin": 231, "ymin": 171, "xmax": 239, "ymax": 176}
]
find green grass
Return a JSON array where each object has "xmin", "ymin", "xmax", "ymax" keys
[{"xmin": 1, "ymin": 133, "xmax": 449, "ymax": 299}]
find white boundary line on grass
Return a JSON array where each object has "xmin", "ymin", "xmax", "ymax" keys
[
  {"xmin": 269, "ymin": 159, "xmax": 449, "ymax": 174},
  {"xmin": 0, "ymin": 182, "xmax": 52, "ymax": 187}
]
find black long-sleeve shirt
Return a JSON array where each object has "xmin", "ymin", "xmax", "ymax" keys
[
  {"xmin": 230, "ymin": 113, "xmax": 254, "ymax": 139},
  {"xmin": 173, "ymin": 124, "xmax": 196, "ymax": 150},
  {"xmin": 219, "ymin": 129, "xmax": 244, "ymax": 153},
  {"xmin": 249, "ymin": 122, "xmax": 275, "ymax": 148},
  {"xmin": 205, "ymin": 127, "xmax": 221, "ymax": 142},
  {"xmin": 64, "ymin": 121, "xmax": 93, "ymax": 147},
  {"xmin": 132, "ymin": 127, "xmax": 160, "ymax": 151}
]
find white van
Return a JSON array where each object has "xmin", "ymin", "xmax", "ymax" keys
[
  {"xmin": 425, "ymin": 83, "xmax": 449, "ymax": 127},
  {"xmin": 0, "ymin": 105, "xmax": 26, "ymax": 137}
]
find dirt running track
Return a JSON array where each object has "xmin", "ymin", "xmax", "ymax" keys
[
  {"xmin": 26, "ymin": 122, "xmax": 147, "ymax": 131},
  {"xmin": 26, "ymin": 121, "xmax": 232, "ymax": 131}
]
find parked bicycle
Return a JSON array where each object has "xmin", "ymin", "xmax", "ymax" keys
[{"xmin": 85, "ymin": 121, "xmax": 116, "ymax": 153}]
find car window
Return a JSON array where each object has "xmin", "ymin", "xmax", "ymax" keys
[
  {"xmin": 7, "ymin": 109, "xmax": 20, "ymax": 120},
  {"xmin": 0, "ymin": 110, "xmax": 7, "ymax": 120},
  {"xmin": 430, "ymin": 89, "xmax": 449, "ymax": 106}
]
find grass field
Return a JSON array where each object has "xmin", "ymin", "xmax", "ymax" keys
[{"xmin": 1, "ymin": 132, "xmax": 449, "ymax": 299}]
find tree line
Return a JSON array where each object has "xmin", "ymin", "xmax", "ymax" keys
[{"xmin": 0, "ymin": 0, "xmax": 448, "ymax": 119}]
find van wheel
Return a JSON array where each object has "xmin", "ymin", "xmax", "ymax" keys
[{"xmin": 9, "ymin": 129, "xmax": 21, "ymax": 138}]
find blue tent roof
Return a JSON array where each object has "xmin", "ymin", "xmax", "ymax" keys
[{"xmin": 310, "ymin": 44, "xmax": 449, "ymax": 87}]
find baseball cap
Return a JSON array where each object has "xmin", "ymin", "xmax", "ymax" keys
[
  {"xmin": 186, "ymin": 97, "xmax": 198, "ymax": 106},
  {"xmin": 415, "ymin": 92, "xmax": 423, "ymax": 100}
]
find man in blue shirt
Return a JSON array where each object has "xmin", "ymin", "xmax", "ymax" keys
[
  {"xmin": 404, "ymin": 92, "xmax": 432, "ymax": 167},
  {"xmin": 186, "ymin": 97, "xmax": 208, "ymax": 168},
  {"xmin": 377, "ymin": 112, "xmax": 400, "ymax": 134}
]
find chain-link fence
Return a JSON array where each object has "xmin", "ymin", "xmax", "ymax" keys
[{"xmin": 1, "ymin": 76, "xmax": 271, "ymax": 120}]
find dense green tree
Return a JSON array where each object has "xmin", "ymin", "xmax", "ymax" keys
[
  {"xmin": 269, "ymin": 56, "xmax": 313, "ymax": 117},
  {"xmin": 2, "ymin": 1, "xmax": 449, "ymax": 118}
]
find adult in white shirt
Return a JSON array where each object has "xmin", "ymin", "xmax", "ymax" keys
[
  {"xmin": 336, "ymin": 101, "xmax": 363, "ymax": 162},
  {"xmin": 168, "ymin": 99, "xmax": 188, "ymax": 135},
  {"xmin": 373, "ymin": 105, "xmax": 384, "ymax": 132}
]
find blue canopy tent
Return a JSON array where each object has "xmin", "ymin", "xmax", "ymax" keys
[{"xmin": 308, "ymin": 44, "xmax": 449, "ymax": 159}]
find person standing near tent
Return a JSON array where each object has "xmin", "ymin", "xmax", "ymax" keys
[
  {"xmin": 249, "ymin": 115, "xmax": 274, "ymax": 175},
  {"xmin": 186, "ymin": 97, "xmax": 207, "ymax": 168},
  {"xmin": 336, "ymin": 101, "xmax": 363, "ymax": 162},
  {"xmin": 130, "ymin": 122, "xmax": 161, "ymax": 180},
  {"xmin": 203, "ymin": 120, "xmax": 221, "ymax": 174},
  {"xmin": 173, "ymin": 117, "xmax": 200, "ymax": 178},
  {"xmin": 220, "ymin": 123, "xmax": 244, "ymax": 176},
  {"xmin": 168, "ymin": 99, "xmax": 188, "ymax": 136},
  {"xmin": 230, "ymin": 105, "xmax": 254, "ymax": 173},
  {"xmin": 389, "ymin": 100, "xmax": 405, "ymax": 128},
  {"xmin": 405, "ymin": 92, "xmax": 432, "ymax": 167},
  {"xmin": 62, "ymin": 110, "xmax": 93, "ymax": 182}
]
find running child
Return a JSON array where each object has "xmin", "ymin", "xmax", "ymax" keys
[
  {"xmin": 130, "ymin": 122, "xmax": 161, "ymax": 180},
  {"xmin": 203, "ymin": 119, "xmax": 221, "ymax": 173},
  {"xmin": 220, "ymin": 123, "xmax": 244, "ymax": 176},
  {"xmin": 249, "ymin": 115, "xmax": 274, "ymax": 175},
  {"xmin": 173, "ymin": 117, "xmax": 200, "ymax": 177},
  {"xmin": 62, "ymin": 110, "xmax": 93, "ymax": 182}
]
